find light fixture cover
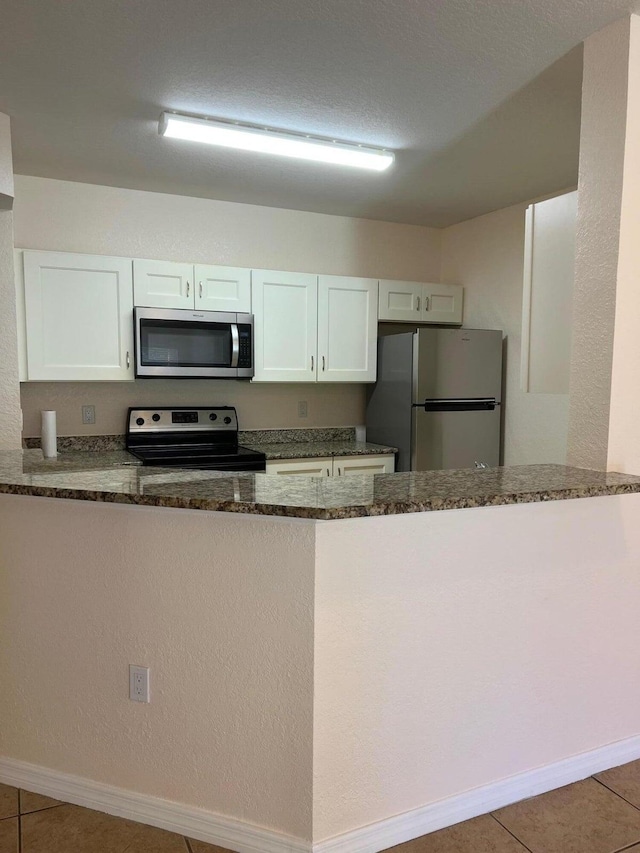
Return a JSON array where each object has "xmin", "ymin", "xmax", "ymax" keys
[{"xmin": 159, "ymin": 112, "xmax": 394, "ymax": 171}]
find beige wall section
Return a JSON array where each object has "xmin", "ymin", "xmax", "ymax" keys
[
  {"xmin": 0, "ymin": 113, "xmax": 21, "ymax": 450},
  {"xmin": 313, "ymin": 494, "xmax": 640, "ymax": 841},
  {"xmin": 566, "ymin": 18, "xmax": 630, "ymax": 469},
  {"xmin": 441, "ymin": 203, "xmax": 569, "ymax": 465},
  {"xmin": 607, "ymin": 16, "xmax": 640, "ymax": 474},
  {"xmin": 20, "ymin": 379, "xmax": 366, "ymax": 437},
  {"xmin": 13, "ymin": 175, "xmax": 441, "ymax": 436},
  {"xmin": 12, "ymin": 176, "xmax": 442, "ymax": 280},
  {"xmin": 0, "ymin": 496, "xmax": 315, "ymax": 841}
]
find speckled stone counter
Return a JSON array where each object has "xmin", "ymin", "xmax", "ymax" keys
[
  {"xmin": 23, "ymin": 429, "xmax": 396, "ymax": 460},
  {"xmin": 243, "ymin": 439, "xmax": 397, "ymax": 459},
  {"xmin": 1, "ymin": 455, "xmax": 639, "ymax": 519}
]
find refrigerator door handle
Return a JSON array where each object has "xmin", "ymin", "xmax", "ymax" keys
[{"xmin": 416, "ymin": 398, "xmax": 500, "ymax": 412}]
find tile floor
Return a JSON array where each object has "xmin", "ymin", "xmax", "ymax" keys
[{"xmin": 3, "ymin": 758, "xmax": 640, "ymax": 852}]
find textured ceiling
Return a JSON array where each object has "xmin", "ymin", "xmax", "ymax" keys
[{"xmin": 0, "ymin": 0, "xmax": 636, "ymax": 226}]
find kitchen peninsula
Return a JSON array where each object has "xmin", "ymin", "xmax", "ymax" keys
[{"xmin": 2, "ymin": 457, "xmax": 640, "ymax": 853}]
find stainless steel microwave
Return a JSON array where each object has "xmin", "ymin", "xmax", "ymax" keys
[{"xmin": 134, "ymin": 307, "xmax": 254, "ymax": 379}]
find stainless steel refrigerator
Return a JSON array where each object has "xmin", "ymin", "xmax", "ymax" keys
[{"xmin": 366, "ymin": 328, "xmax": 503, "ymax": 471}]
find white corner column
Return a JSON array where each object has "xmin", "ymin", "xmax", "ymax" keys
[
  {"xmin": 567, "ymin": 15, "xmax": 640, "ymax": 472},
  {"xmin": 0, "ymin": 113, "xmax": 21, "ymax": 450}
]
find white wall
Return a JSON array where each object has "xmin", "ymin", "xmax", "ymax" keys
[
  {"xmin": 441, "ymin": 202, "xmax": 570, "ymax": 465},
  {"xmin": 313, "ymin": 494, "xmax": 640, "ymax": 841},
  {"xmin": 606, "ymin": 16, "xmax": 640, "ymax": 474},
  {"xmin": 566, "ymin": 18, "xmax": 630, "ymax": 470},
  {"xmin": 0, "ymin": 496, "xmax": 316, "ymax": 841},
  {"xmin": 0, "ymin": 113, "xmax": 21, "ymax": 450},
  {"xmin": 13, "ymin": 176, "xmax": 442, "ymax": 437},
  {"xmin": 0, "ymin": 114, "xmax": 14, "ymax": 206}
]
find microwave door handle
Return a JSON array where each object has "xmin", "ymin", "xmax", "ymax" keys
[{"xmin": 230, "ymin": 324, "xmax": 240, "ymax": 368}]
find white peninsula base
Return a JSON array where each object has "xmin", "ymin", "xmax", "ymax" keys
[{"xmin": 1, "ymin": 492, "xmax": 640, "ymax": 852}]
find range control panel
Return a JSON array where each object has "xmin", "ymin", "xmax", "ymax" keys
[{"xmin": 127, "ymin": 407, "xmax": 238, "ymax": 434}]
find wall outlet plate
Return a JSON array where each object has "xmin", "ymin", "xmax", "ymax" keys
[
  {"xmin": 81, "ymin": 405, "xmax": 96, "ymax": 425},
  {"xmin": 298, "ymin": 401, "xmax": 308, "ymax": 418},
  {"xmin": 129, "ymin": 665, "xmax": 150, "ymax": 703}
]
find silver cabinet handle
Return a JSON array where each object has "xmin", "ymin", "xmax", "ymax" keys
[
  {"xmin": 311, "ymin": 355, "xmax": 314, "ymax": 372},
  {"xmin": 126, "ymin": 351, "xmax": 130, "ymax": 369},
  {"xmin": 186, "ymin": 281, "xmax": 190, "ymax": 297},
  {"xmin": 337, "ymin": 466, "xmax": 342, "ymax": 476},
  {"xmin": 416, "ymin": 296, "xmax": 420, "ymax": 311},
  {"xmin": 322, "ymin": 356, "xmax": 325, "ymax": 371},
  {"xmin": 199, "ymin": 281, "xmax": 203, "ymax": 298},
  {"xmin": 326, "ymin": 468, "xmax": 330, "ymax": 476},
  {"xmin": 424, "ymin": 295, "xmax": 430, "ymax": 312}
]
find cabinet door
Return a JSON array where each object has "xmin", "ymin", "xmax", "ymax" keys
[
  {"xmin": 266, "ymin": 458, "xmax": 332, "ymax": 476},
  {"xmin": 333, "ymin": 454, "xmax": 395, "ymax": 476},
  {"xmin": 252, "ymin": 270, "xmax": 318, "ymax": 382},
  {"xmin": 317, "ymin": 275, "xmax": 378, "ymax": 382},
  {"xmin": 378, "ymin": 279, "xmax": 422, "ymax": 322},
  {"xmin": 194, "ymin": 265, "xmax": 251, "ymax": 312},
  {"xmin": 422, "ymin": 283, "xmax": 463, "ymax": 324},
  {"xmin": 24, "ymin": 251, "xmax": 134, "ymax": 381},
  {"xmin": 133, "ymin": 259, "xmax": 194, "ymax": 309}
]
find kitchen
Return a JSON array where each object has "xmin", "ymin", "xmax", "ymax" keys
[{"xmin": 2, "ymin": 4, "xmax": 640, "ymax": 853}]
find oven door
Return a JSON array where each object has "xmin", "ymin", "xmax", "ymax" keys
[{"xmin": 135, "ymin": 307, "xmax": 253, "ymax": 378}]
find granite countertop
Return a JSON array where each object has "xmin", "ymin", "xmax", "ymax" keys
[
  {"xmin": 244, "ymin": 439, "xmax": 397, "ymax": 460},
  {"xmin": 1, "ymin": 454, "xmax": 640, "ymax": 519}
]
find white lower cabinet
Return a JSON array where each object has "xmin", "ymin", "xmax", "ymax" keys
[
  {"xmin": 333, "ymin": 454, "xmax": 395, "ymax": 476},
  {"xmin": 265, "ymin": 457, "xmax": 333, "ymax": 477},
  {"xmin": 23, "ymin": 250, "xmax": 134, "ymax": 381},
  {"xmin": 265, "ymin": 454, "xmax": 395, "ymax": 477}
]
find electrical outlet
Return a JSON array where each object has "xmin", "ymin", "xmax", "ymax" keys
[
  {"xmin": 129, "ymin": 665, "xmax": 150, "ymax": 703},
  {"xmin": 298, "ymin": 401, "xmax": 308, "ymax": 418},
  {"xmin": 81, "ymin": 405, "xmax": 96, "ymax": 425}
]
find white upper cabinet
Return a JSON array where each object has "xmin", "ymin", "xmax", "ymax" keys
[
  {"xmin": 133, "ymin": 259, "xmax": 193, "ymax": 309},
  {"xmin": 317, "ymin": 275, "xmax": 378, "ymax": 382},
  {"xmin": 378, "ymin": 279, "xmax": 422, "ymax": 322},
  {"xmin": 134, "ymin": 260, "xmax": 251, "ymax": 312},
  {"xmin": 379, "ymin": 280, "xmax": 463, "ymax": 325},
  {"xmin": 23, "ymin": 250, "xmax": 134, "ymax": 381},
  {"xmin": 194, "ymin": 265, "xmax": 251, "ymax": 313},
  {"xmin": 422, "ymin": 282, "xmax": 464, "ymax": 324},
  {"xmin": 252, "ymin": 270, "xmax": 318, "ymax": 382},
  {"xmin": 252, "ymin": 272, "xmax": 378, "ymax": 383}
]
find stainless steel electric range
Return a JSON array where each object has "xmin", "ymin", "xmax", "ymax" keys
[{"xmin": 125, "ymin": 407, "xmax": 266, "ymax": 472}]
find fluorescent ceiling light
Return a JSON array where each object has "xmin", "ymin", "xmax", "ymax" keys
[{"xmin": 159, "ymin": 112, "xmax": 394, "ymax": 172}]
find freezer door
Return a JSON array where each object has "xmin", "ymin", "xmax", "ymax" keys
[
  {"xmin": 412, "ymin": 405, "xmax": 501, "ymax": 470},
  {"xmin": 414, "ymin": 328, "xmax": 503, "ymax": 402}
]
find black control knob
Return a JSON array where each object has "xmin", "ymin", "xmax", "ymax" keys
[
  {"xmin": 224, "ymin": 416, "xmax": 232, "ymax": 424},
  {"xmin": 209, "ymin": 413, "xmax": 217, "ymax": 421},
  {"xmin": 152, "ymin": 413, "xmax": 161, "ymax": 422},
  {"xmin": 136, "ymin": 417, "xmax": 144, "ymax": 426}
]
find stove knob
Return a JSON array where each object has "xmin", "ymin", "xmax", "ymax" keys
[
  {"xmin": 136, "ymin": 417, "xmax": 144, "ymax": 426},
  {"xmin": 209, "ymin": 413, "xmax": 217, "ymax": 421},
  {"xmin": 224, "ymin": 416, "xmax": 232, "ymax": 424},
  {"xmin": 152, "ymin": 413, "xmax": 161, "ymax": 422}
]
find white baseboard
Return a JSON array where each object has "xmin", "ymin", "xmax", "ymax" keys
[
  {"xmin": 4, "ymin": 734, "xmax": 640, "ymax": 853},
  {"xmin": 0, "ymin": 756, "xmax": 308, "ymax": 853},
  {"xmin": 313, "ymin": 733, "xmax": 640, "ymax": 853}
]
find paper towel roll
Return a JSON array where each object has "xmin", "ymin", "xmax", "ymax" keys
[
  {"xmin": 355, "ymin": 424, "xmax": 366, "ymax": 443},
  {"xmin": 41, "ymin": 410, "xmax": 58, "ymax": 458}
]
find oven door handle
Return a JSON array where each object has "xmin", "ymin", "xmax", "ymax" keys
[{"xmin": 230, "ymin": 324, "xmax": 240, "ymax": 368}]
